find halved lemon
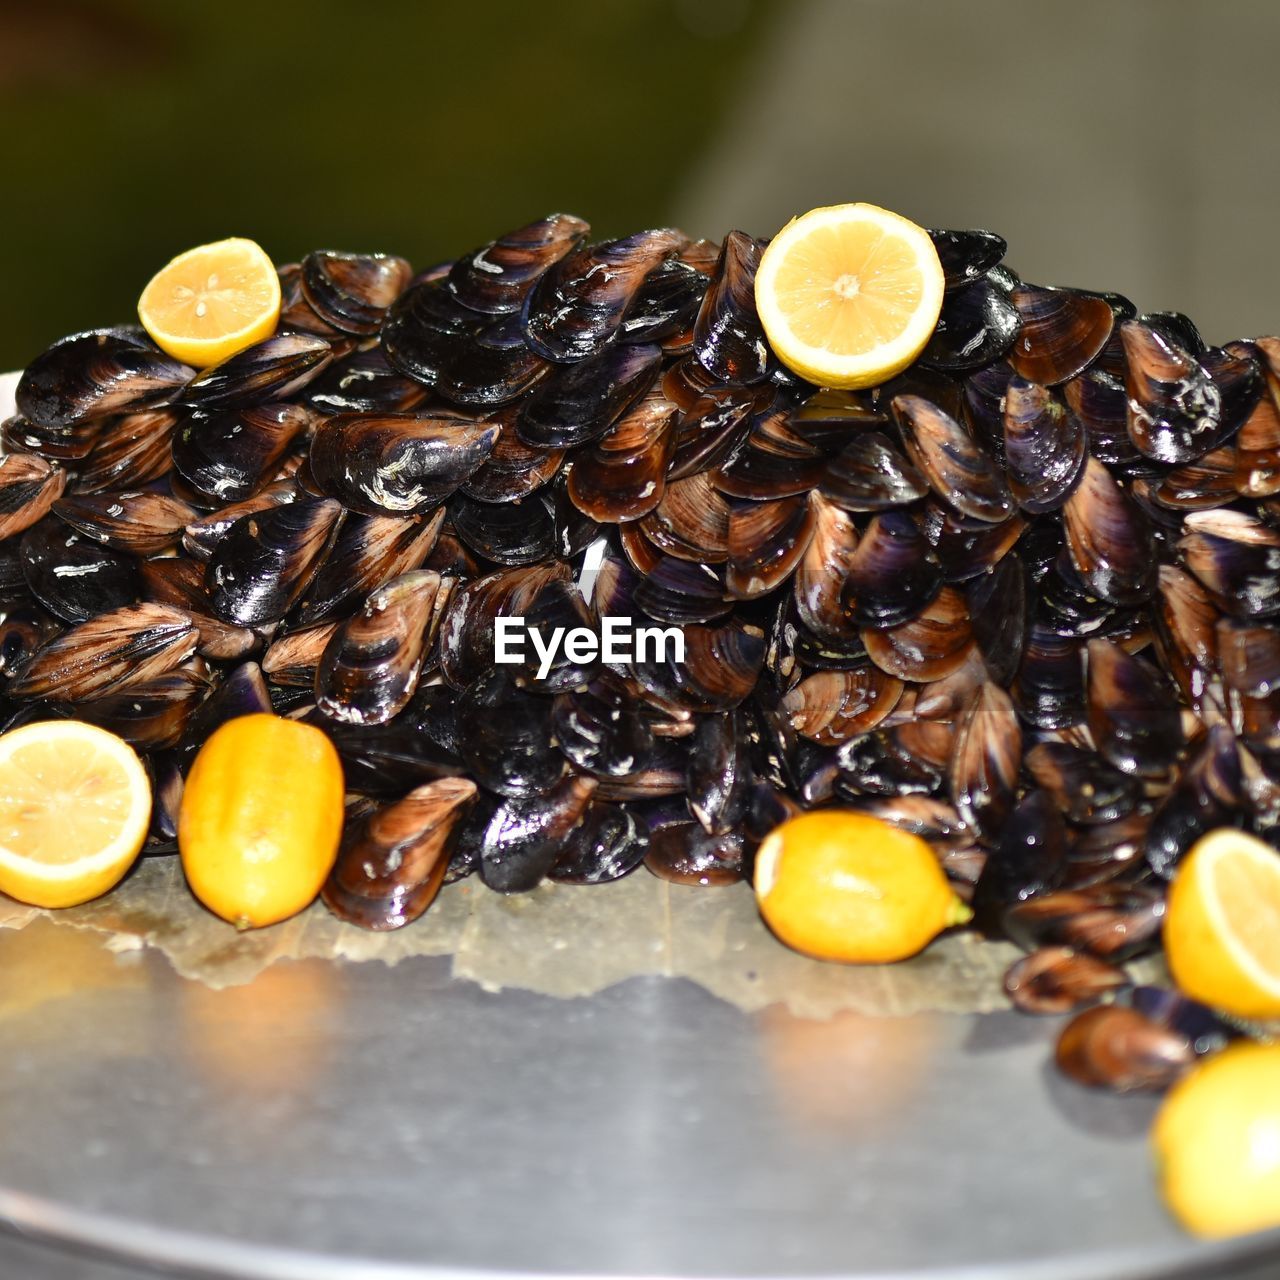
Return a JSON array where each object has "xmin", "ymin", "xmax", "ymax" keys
[
  {"xmin": 0, "ymin": 720, "xmax": 151, "ymax": 909},
  {"xmin": 138, "ymin": 237, "xmax": 281, "ymax": 368},
  {"xmin": 755, "ymin": 203, "xmax": 945, "ymax": 389},
  {"xmin": 1164, "ymin": 828, "xmax": 1280, "ymax": 1020}
]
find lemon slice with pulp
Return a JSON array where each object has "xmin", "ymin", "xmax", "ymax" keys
[
  {"xmin": 755, "ymin": 203, "xmax": 945, "ymax": 389},
  {"xmin": 0, "ymin": 720, "xmax": 151, "ymax": 909},
  {"xmin": 138, "ymin": 236, "xmax": 281, "ymax": 368},
  {"xmin": 1164, "ymin": 827, "xmax": 1280, "ymax": 1020}
]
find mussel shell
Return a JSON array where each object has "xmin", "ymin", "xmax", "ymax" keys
[
  {"xmin": 2, "ymin": 413, "xmax": 100, "ymax": 463},
  {"xmin": 9, "ymin": 603, "xmax": 197, "ymax": 702},
  {"xmin": 792, "ymin": 495, "xmax": 859, "ymax": 644},
  {"xmin": 461, "ymin": 414, "xmax": 565, "ymax": 504},
  {"xmin": 643, "ymin": 821, "xmax": 747, "ymax": 886},
  {"xmin": 1011, "ymin": 624, "xmax": 1085, "ymax": 729},
  {"xmin": 552, "ymin": 679, "xmax": 656, "ymax": 778},
  {"xmin": 921, "ymin": 502, "xmax": 1025, "ymax": 584},
  {"xmin": 918, "ymin": 277, "xmax": 1020, "ymax": 371},
  {"xmin": 52, "ymin": 489, "xmax": 198, "ymax": 555},
  {"xmin": 1217, "ymin": 618, "xmax": 1280, "ymax": 753},
  {"xmin": 206, "ymin": 497, "xmax": 345, "ymax": 626},
  {"xmin": 0, "ymin": 455, "xmax": 67, "ymax": 541},
  {"xmin": 516, "ymin": 342, "xmax": 662, "ymax": 450},
  {"xmin": 862, "ymin": 586, "xmax": 974, "ymax": 682},
  {"xmin": 449, "ymin": 491, "xmax": 556, "ymax": 566},
  {"xmin": 182, "ymin": 333, "xmax": 332, "ymax": 410},
  {"xmin": 566, "ymin": 389, "xmax": 678, "ymax": 523},
  {"xmin": 929, "ymin": 229, "xmax": 1007, "ymax": 291},
  {"xmin": 20, "ymin": 519, "xmax": 141, "ymax": 623},
  {"xmin": 966, "ymin": 551, "xmax": 1027, "ymax": 684},
  {"xmin": 1151, "ymin": 564, "xmax": 1219, "ymax": 711},
  {"xmin": 633, "ymin": 557, "xmax": 730, "ymax": 625},
  {"xmin": 893, "ymin": 395, "xmax": 1013, "ymax": 523},
  {"xmin": 457, "ymin": 666, "xmax": 565, "ymax": 797},
  {"xmin": 691, "ymin": 230, "xmax": 770, "ymax": 385},
  {"xmin": 1026, "ymin": 741, "xmax": 1142, "ymax": 825},
  {"xmin": 726, "ymin": 493, "xmax": 816, "ymax": 600},
  {"xmin": 780, "ymin": 667, "xmax": 904, "ymax": 746},
  {"xmin": 302, "ymin": 347, "xmax": 429, "ymax": 416},
  {"xmin": 842, "ymin": 512, "xmax": 943, "ymax": 629},
  {"xmin": 971, "ymin": 789, "xmax": 1068, "ymax": 935},
  {"xmin": 301, "ymin": 251, "xmax": 412, "ymax": 336},
  {"xmin": 1150, "ymin": 446, "xmax": 1237, "ymax": 511},
  {"xmin": 1007, "ymin": 286, "xmax": 1114, "ymax": 386},
  {"xmin": 1001, "ymin": 377, "xmax": 1085, "ymax": 513},
  {"xmin": 1234, "ymin": 341, "xmax": 1280, "ymax": 496},
  {"xmin": 262, "ymin": 622, "xmax": 340, "ymax": 686},
  {"xmin": 478, "ymin": 774, "xmax": 598, "ymax": 892},
  {"xmin": 522, "ymin": 228, "xmax": 685, "ymax": 363},
  {"xmin": 620, "ymin": 258, "xmax": 708, "ymax": 348},
  {"xmin": 180, "ymin": 479, "xmax": 297, "ymax": 562},
  {"xmin": 381, "ymin": 280, "xmax": 486, "ymax": 387},
  {"xmin": 139, "ymin": 556, "xmax": 259, "ymax": 661},
  {"xmin": 315, "ymin": 570, "xmax": 451, "ymax": 726},
  {"xmin": 322, "ymin": 704, "xmax": 467, "ymax": 798},
  {"xmin": 818, "ymin": 431, "xmax": 927, "ymax": 512},
  {"xmin": 76, "ymin": 665, "xmax": 211, "ymax": 750},
  {"xmin": 948, "ymin": 683, "xmax": 1021, "ymax": 837},
  {"xmin": 687, "ymin": 709, "xmax": 752, "ymax": 835},
  {"xmin": 436, "ymin": 313, "xmax": 552, "ymax": 408},
  {"xmin": 309, "ymin": 412, "xmax": 499, "ymax": 516},
  {"xmin": 1004, "ymin": 885, "xmax": 1166, "ymax": 962},
  {"xmin": 1179, "ymin": 509, "xmax": 1280, "ymax": 618},
  {"xmin": 666, "ymin": 396, "xmax": 755, "ymax": 482},
  {"xmin": 172, "ymin": 403, "xmax": 311, "ymax": 503},
  {"xmin": 0, "ymin": 607, "xmax": 59, "ymax": 679},
  {"xmin": 75, "ymin": 408, "xmax": 180, "ymax": 493},
  {"xmin": 628, "ymin": 617, "xmax": 766, "ymax": 715},
  {"xmin": 17, "ymin": 330, "xmax": 193, "ymax": 428},
  {"xmin": 639, "ymin": 472, "xmax": 730, "ymax": 563},
  {"xmin": 548, "ymin": 802, "xmax": 650, "ymax": 884},
  {"xmin": 1086, "ymin": 638, "xmax": 1185, "ymax": 778},
  {"xmin": 322, "ymin": 778, "xmax": 476, "ymax": 930},
  {"xmin": 712, "ymin": 412, "xmax": 825, "ymax": 501},
  {"xmin": 836, "ymin": 723, "xmax": 951, "ymax": 800},
  {"xmin": 1004, "ymin": 947, "xmax": 1130, "ymax": 1016},
  {"xmin": 1062, "ymin": 456, "xmax": 1157, "ymax": 605},
  {"xmin": 447, "ymin": 213, "xmax": 590, "ymax": 316},
  {"xmin": 1055, "ymin": 1004, "xmax": 1192, "ymax": 1093}
]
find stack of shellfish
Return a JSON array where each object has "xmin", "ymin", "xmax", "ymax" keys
[{"xmin": 4, "ymin": 214, "xmax": 1279, "ymax": 1088}]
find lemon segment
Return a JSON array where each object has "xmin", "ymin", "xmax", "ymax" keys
[
  {"xmin": 1164, "ymin": 828, "xmax": 1280, "ymax": 1020},
  {"xmin": 138, "ymin": 237, "xmax": 281, "ymax": 369},
  {"xmin": 1153, "ymin": 1041, "xmax": 1280, "ymax": 1238},
  {"xmin": 755, "ymin": 203, "xmax": 945, "ymax": 390},
  {"xmin": 753, "ymin": 809, "xmax": 970, "ymax": 964},
  {"xmin": 0, "ymin": 720, "xmax": 151, "ymax": 908}
]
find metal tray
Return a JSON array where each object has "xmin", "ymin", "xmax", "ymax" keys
[{"xmin": 1, "ymin": 372, "xmax": 1279, "ymax": 1280}]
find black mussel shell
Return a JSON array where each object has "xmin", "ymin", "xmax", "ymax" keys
[
  {"xmin": 516, "ymin": 342, "xmax": 662, "ymax": 450},
  {"xmin": 323, "ymin": 710, "xmax": 467, "ymax": 798},
  {"xmin": 667, "ymin": 396, "xmax": 755, "ymax": 481},
  {"xmin": 640, "ymin": 471, "xmax": 730, "ymax": 563},
  {"xmin": 180, "ymin": 479, "xmax": 297, "ymax": 562},
  {"xmin": 1055, "ymin": 1004, "xmax": 1192, "ymax": 1093},
  {"xmin": 552, "ymin": 679, "xmax": 656, "ymax": 778},
  {"xmin": 3, "ymin": 413, "xmax": 100, "ymax": 463},
  {"xmin": 893, "ymin": 395, "xmax": 1013, "ymax": 523},
  {"xmin": 1152, "ymin": 564, "xmax": 1219, "ymax": 710},
  {"xmin": 301, "ymin": 251, "xmax": 412, "ymax": 336},
  {"xmin": 522, "ymin": 228, "xmax": 685, "ymax": 363},
  {"xmin": 929, "ymin": 229, "xmax": 1007, "ymax": 291},
  {"xmin": 0, "ymin": 455, "xmax": 68, "ymax": 542},
  {"xmin": 478, "ymin": 774, "xmax": 598, "ymax": 892},
  {"xmin": 919, "ymin": 277, "xmax": 1020, "ymax": 372},
  {"xmin": 1146, "ymin": 724, "xmax": 1244, "ymax": 879},
  {"xmin": 1012, "ymin": 624, "xmax": 1085, "ymax": 729},
  {"xmin": 726, "ymin": 493, "xmax": 816, "ymax": 600},
  {"xmin": 634, "ymin": 556, "xmax": 731, "ymax": 625},
  {"xmin": 449, "ymin": 491, "xmax": 556, "ymax": 566},
  {"xmin": 549, "ymin": 474, "xmax": 601, "ymax": 560},
  {"xmin": 1120, "ymin": 322, "xmax": 1220, "ymax": 465},
  {"xmin": 75, "ymin": 408, "xmax": 180, "ymax": 493},
  {"xmin": 1026, "ymin": 741, "xmax": 1141, "ymax": 825},
  {"xmin": 17, "ymin": 330, "xmax": 193, "ymax": 429},
  {"xmin": 644, "ymin": 821, "xmax": 747, "ymax": 886},
  {"xmin": 792, "ymin": 495, "xmax": 859, "ymax": 644},
  {"xmin": 1234, "ymin": 337, "xmax": 1280, "ymax": 496},
  {"xmin": 967, "ymin": 552, "xmax": 1027, "ymax": 684},
  {"xmin": 818, "ymin": 430, "xmax": 927, "ymax": 512},
  {"xmin": 1218, "ymin": 618, "xmax": 1280, "ymax": 753},
  {"xmin": 549, "ymin": 802, "xmax": 649, "ymax": 884},
  {"xmin": 712, "ymin": 410, "xmax": 825, "ymax": 500},
  {"xmin": 1004, "ymin": 946, "xmax": 1130, "ymax": 1016},
  {"xmin": 1086, "ymin": 638, "xmax": 1185, "ymax": 778},
  {"xmin": 172, "ymin": 402, "xmax": 311, "ymax": 504},
  {"xmin": 1063, "ymin": 368, "xmax": 1143, "ymax": 470},
  {"xmin": 1007, "ymin": 286, "xmax": 1114, "ymax": 386},
  {"xmin": 436, "ymin": 313, "xmax": 552, "ymax": 408},
  {"xmin": 52, "ymin": 489, "xmax": 197, "ymax": 555},
  {"xmin": 1001, "ymin": 376, "xmax": 1085, "ymax": 513},
  {"xmin": 780, "ymin": 667, "xmax": 904, "ymax": 746},
  {"xmin": 948, "ymin": 683, "xmax": 1022, "ymax": 838},
  {"xmin": 20, "ymin": 519, "xmax": 141, "ymax": 623},
  {"xmin": 972, "ymin": 790, "xmax": 1068, "ymax": 936},
  {"xmin": 1150, "ymin": 446, "xmax": 1236, "ymax": 511},
  {"xmin": 1004, "ymin": 885, "xmax": 1166, "ymax": 963},
  {"xmin": 1180, "ymin": 509, "xmax": 1280, "ymax": 618},
  {"xmin": 462, "ymin": 412, "xmax": 564, "ymax": 504},
  {"xmin": 140, "ymin": 555, "xmax": 259, "ymax": 662},
  {"xmin": 629, "ymin": 617, "xmax": 766, "ymax": 715},
  {"xmin": 309, "ymin": 411, "xmax": 498, "ymax": 516},
  {"xmin": 1062, "ymin": 456, "xmax": 1157, "ymax": 605},
  {"xmin": 381, "ymin": 280, "xmax": 486, "ymax": 387},
  {"xmin": 862, "ymin": 586, "xmax": 974, "ymax": 682},
  {"xmin": 77, "ymin": 664, "xmax": 212, "ymax": 750},
  {"xmin": 182, "ymin": 333, "xmax": 332, "ymax": 411},
  {"xmin": 303, "ymin": 347, "xmax": 428, "ymax": 416},
  {"xmin": 921, "ymin": 501, "xmax": 1025, "ymax": 584},
  {"xmin": 457, "ymin": 666, "xmax": 564, "ymax": 798},
  {"xmin": 206, "ymin": 497, "xmax": 345, "ymax": 626},
  {"xmin": 691, "ymin": 230, "xmax": 770, "ymax": 385},
  {"xmin": 687, "ymin": 710, "xmax": 752, "ymax": 835},
  {"xmin": 315, "ymin": 570, "xmax": 452, "ymax": 726},
  {"xmin": 448, "ymin": 213, "xmax": 589, "ymax": 316},
  {"xmin": 836, "ymin": 722, "xmax": 952, "ymax": 800},
  {"xmin": 593, "ymin": 735, "xmax": 688, "ymax": 801},
  {"xmin": 566, "ymin": 388, "xmax": 678, "ymax": 523},
  {"xmin": 0, "ymin": 607, "xmax": 59, "ymax": 679},
  {"xmin": 9, "ymin": 603, "xmax": 197, "ymax": 702},
  {"xmin": 183, "ymin": 661, "xmax": 273, "ymax": 746},
  {"xmin": 322, "ymin": 778, "xmax": 475, "ymax": 930},
  {"xmin": 620, "ymin": 258, "xmax": 708, "ymax": 348},
  {"xmin": 843, "ymin": 511, "xmax": 943, "ymax": 629}
]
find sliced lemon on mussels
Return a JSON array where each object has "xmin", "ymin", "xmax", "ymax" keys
[
  {"xmin": 0, "ymin": 720, "xmax": 151, "ymax": 909},
  {"xmin": 755, "ymin": 203, "xmax": 945, "ymax": 390},
  {"xmin": 138, "ymin": 237, "xmax": 281, "ymax": 369}
]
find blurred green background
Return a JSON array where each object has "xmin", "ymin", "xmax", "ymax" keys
[{"xmin": 4, "ymin": 0, "xmax": 1280, "ymax": 368}]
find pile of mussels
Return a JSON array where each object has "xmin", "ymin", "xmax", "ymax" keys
[{"xmin": 5, "ymin": 215, "xmax": 1279, "ymax": 1088}]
